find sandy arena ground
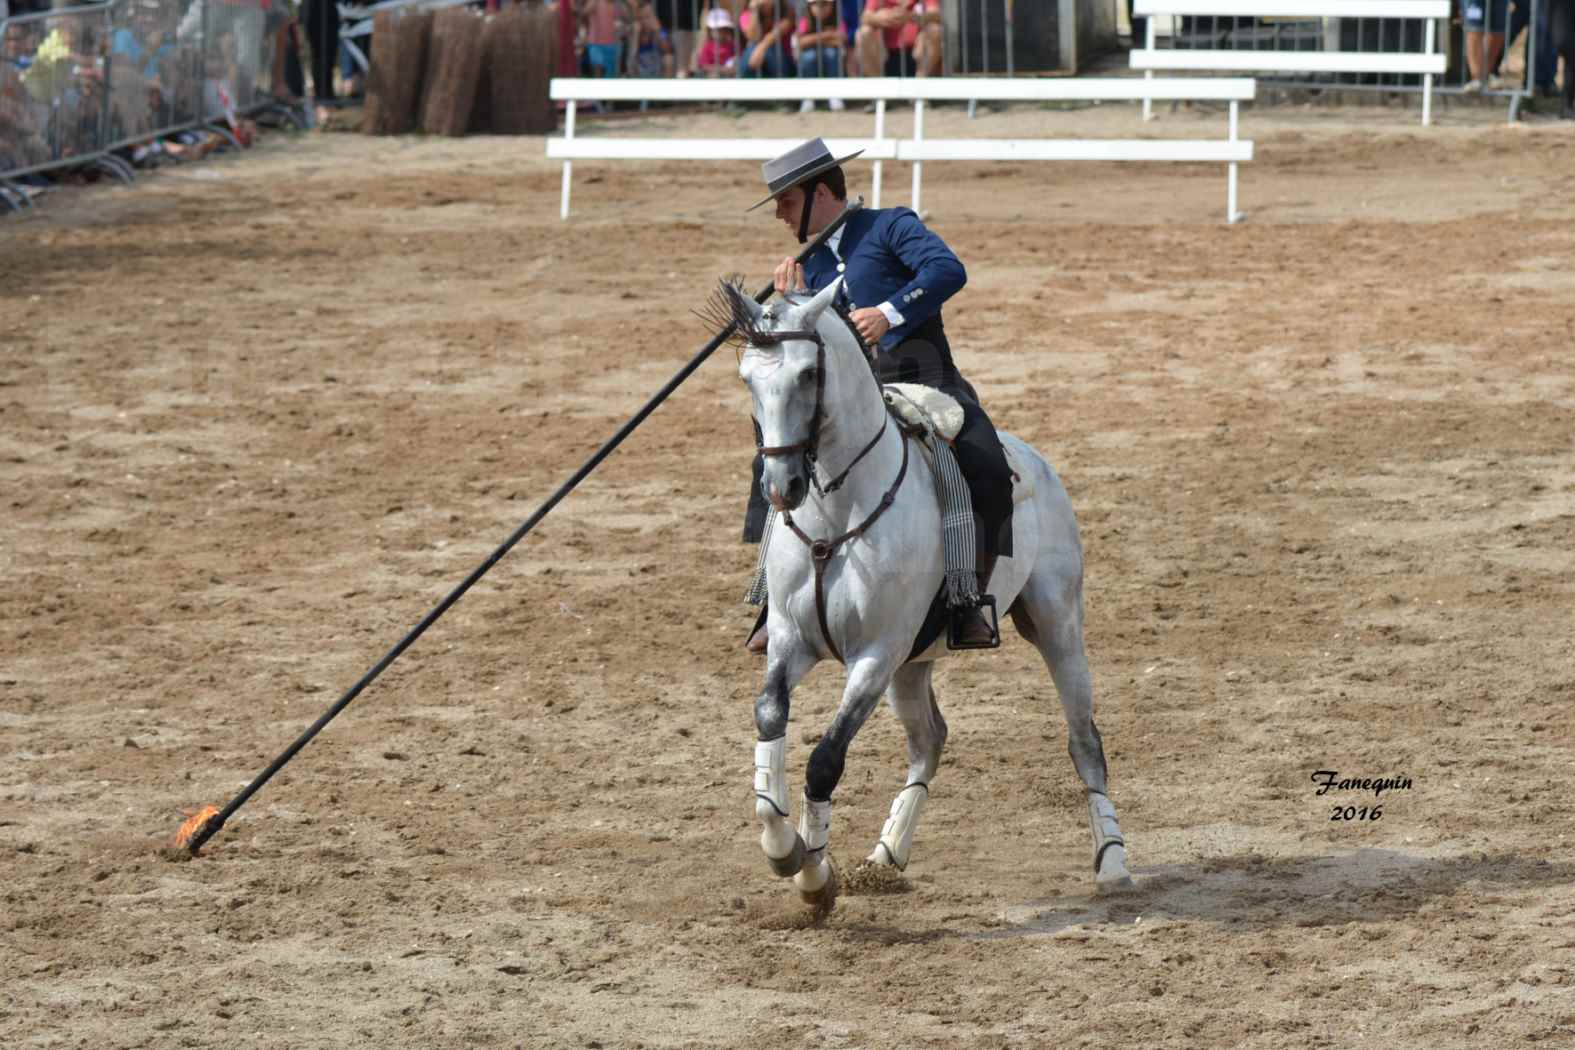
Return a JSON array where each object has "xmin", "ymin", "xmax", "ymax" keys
[{"xmin": 3, "ymin": 99, "xmax": 1575, "ymax": 1048}]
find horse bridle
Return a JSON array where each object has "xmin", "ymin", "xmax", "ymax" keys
[
  {"xmin": 750, "ymin": 325, "xmax": 910, "ymax": 664},
  {"xmin": 752, "ymin": 324, "xmax": 888, "ymax": 497}
]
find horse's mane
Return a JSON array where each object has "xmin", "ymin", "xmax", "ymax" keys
[{"xmin": 697, "ymin": 277, "xmax": 874, "ymax": 361}]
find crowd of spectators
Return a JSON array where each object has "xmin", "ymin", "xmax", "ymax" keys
[
  {"xmin": 574, "ymin": 0, "xmax": 941, "ymax": 90},
  {"xmin": 5, "ymin": 0, "xmax": 1573, "ymax": 199},
  {"xmin": 1, "ymin": 0, "xmax": 280, "ymax": 196}
]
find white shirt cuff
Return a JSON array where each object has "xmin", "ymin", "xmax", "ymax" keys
[{"xmin": 876, "ymin": 301, "xmax": 905, "ymax": 327}]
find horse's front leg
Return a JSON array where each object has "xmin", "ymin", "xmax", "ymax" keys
[
  {"xmin": 793, "ymin": 653, "xmax": 901, "ymax": 910},
  {"xmin": 754, "ymin": 647, "xmax": 818, "ymax": 878}
]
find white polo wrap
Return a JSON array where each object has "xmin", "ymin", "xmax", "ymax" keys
[
  {"xmin": 873, "ymin": 782, "xmax": 927, "ymax": 870},
  {"xmin": 1087, "ymin": 791, "xmax": 1125, "ymax": 864},
  {"xmin": 798, "ymin": 794, "xmax": 832, "ymax": 854},
  {"xmin": 754, "ymin": 737, "xmax": 789, "ymax": 818}
]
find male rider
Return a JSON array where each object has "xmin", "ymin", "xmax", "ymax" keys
[{"xmin": 743, "ymin": 137, "xmax": 1013, "ymax": 652}]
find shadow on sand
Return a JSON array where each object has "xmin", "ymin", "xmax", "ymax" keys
[
  {"xmin": 832, "ymin": 847, "xmax": 1572, "ymax": 944},
  {"xmin": 973, "ymin": 847, "xmax": 1574, "ymax": 940}
]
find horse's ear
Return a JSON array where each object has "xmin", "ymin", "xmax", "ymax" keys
[
  {"xmin": 723, "ymin": 281, "xmax": 765, "ymax": 326},
  {"xmin": 796, "ymin": 278, "xmax": 842, "ymax": 328}
]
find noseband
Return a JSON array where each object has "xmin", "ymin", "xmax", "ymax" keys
[{"xmin": 752, "ymin": 328, "xmax": 887, "ymax": 497}]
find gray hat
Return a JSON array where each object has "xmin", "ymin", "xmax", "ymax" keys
[{"xmin": 747, "ymin": 137, "xmax": 863, "ymax": 211}]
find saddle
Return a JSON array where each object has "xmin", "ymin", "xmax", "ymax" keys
[{"xmin": 882, "ymin": 383, "xmax": 1033, "ymax": 504}]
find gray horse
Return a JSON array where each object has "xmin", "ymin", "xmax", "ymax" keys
[{"xmin": 727, "ymin": 279, "xmax": 1134, "ymax": 912}]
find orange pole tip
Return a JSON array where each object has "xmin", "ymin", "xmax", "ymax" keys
[{"xmin": 173, "ymin": 805, "xmax": 221, "ymax": 850}]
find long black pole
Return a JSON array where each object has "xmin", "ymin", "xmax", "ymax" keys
[{"xmin": 183, "ymin": 198, "xmax": 865, "ymax": 854}]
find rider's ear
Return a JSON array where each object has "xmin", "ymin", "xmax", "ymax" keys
[{"xmin": 797, "ymin": 277, "xmax": 842, "ymax": 328}]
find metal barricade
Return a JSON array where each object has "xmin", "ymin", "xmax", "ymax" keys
[
  {"xmin": 2, "ymin": 0, "xmax": 298, "ymax": 198},
  {"xmin": 1145, "ymin": 2, "xmax": 1544, "ymax": 120},
  {"xmin": 101, "ymin": 0, "xmax": 205, "ymax": 151},
  {"xmin": 0, "ymin": 3, "xmax": 113, "ymax": 179},
  {"xmin": 200, "ymin": 0, "xmax": 280, "ymax": 118}
]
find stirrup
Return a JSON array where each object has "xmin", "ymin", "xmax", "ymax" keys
[{"xmin": 947, "ymin": 595, "xmax": 1000, "ymax": 650}]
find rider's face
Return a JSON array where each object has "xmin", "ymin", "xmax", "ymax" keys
[
  {"xmin": 774, "ymin": 184, "xmax": 835, "ymax": 236},
  {"xmin": 774, "ymin": 186, "xmax": 806, "ymax": 232}
]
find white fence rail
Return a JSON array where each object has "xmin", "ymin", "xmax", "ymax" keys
[
  {"xmin": 548, "ymin": 77, "xmax": 1257, "ymax": 224},
  {"xmin": 1132, "ymin": 0, "xmax": 1448, "ymax": 125}
]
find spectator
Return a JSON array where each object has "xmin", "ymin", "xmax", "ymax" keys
[
  {"xmin": 1502, "ymin": 0, "xmax": 1556, "ymax": 96},
  {"xmin": 109, "ymin": 2, "xmax": 173, "ymax": 140},
  {"xmin": 301, "ymin": 0, "xmax": 340, "ymax": 125},
  {"xmin": 836, "ymin": 0, "xmax": 863, "ymax": 73},
  {"xmin": 691, "ymin": 5, "xmax": 738, "ymax": 76},
  {"xmin": 1127, "ymin": 0, "xmax": 1147, "ymax": 48},
  {"xmin": 739, "ymin": 0, "xmax": 794, "ymax": 78},
  {"xmin": 796, "ymin": 0, "xmax": 845, "ymax": 110},
  {"xmin": 654, "ymin": 0, "xmax": 701, "ymax": 79},
  {"xmin": 1462, "ymin": 0, "xmax": 1508, "ymax": 92},
  {"xmin": 856, "ymin": 0, "xmax": 941, "ymax": 80},
  {"xmin": 581, "ymin": 0, "xmax": 629, "ymax": 78},
  {"xmin": 630, "ymin": 0, "xmax": 674, "ymax": 76}
]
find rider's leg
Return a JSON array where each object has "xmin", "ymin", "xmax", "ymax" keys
[
  {"xmin": 947, "ymin": 398, "xmax": 1015, "ymax": 646},
  {"xmin": 744, "ymin": 507, "xmax": 776, "ymax": 654},
  {"xmin": 743, "ymin": 450, "xmax": 772, "ymax": 653}
]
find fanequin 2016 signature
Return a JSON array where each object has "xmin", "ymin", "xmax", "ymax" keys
[{"xmin": 1312, "ymin": 770, "xmax": 1413, "ymax": 822}]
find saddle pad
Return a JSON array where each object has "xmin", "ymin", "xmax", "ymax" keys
[{"xmin": 883, "ymin": 383, "xmax": 965, "ymax": 441}]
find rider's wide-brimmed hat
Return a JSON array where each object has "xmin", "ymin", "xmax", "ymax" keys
[{"xmin": 747, "ymin": 137, "xmax": 863, "ymax": 211}]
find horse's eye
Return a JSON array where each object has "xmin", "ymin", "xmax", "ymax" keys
[{"xmin": 799, "ymin": 367, "xmax": 818, "ymax": 386}]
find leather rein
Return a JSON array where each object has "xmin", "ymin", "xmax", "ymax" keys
[{"xmin": 752, "ymin": 327, "xmax": 909, "ymax": 664}]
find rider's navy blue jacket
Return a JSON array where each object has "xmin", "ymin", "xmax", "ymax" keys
[{"xmin": 800, "ymin": 206, "xmax": 967, "ymax": 352}]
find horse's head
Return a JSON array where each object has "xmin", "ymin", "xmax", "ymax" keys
[{"xmin": 730, "ymin": 280, "xmax": 865, "ymax": 513}]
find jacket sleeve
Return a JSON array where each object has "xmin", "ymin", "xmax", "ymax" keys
[{"xmin": 881, "ymin": 207, "xmax": 966, "ymax": 333}]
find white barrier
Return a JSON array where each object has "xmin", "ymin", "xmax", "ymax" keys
[
  {"xmin": 1132, "ymin": 0, "xmax": 1448, "ymax": 125},
  {"xmin": 548, "ymin": 76, "xmax": 1257, "ymax": 224}
]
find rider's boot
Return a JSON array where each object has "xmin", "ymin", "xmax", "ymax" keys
[
  {"xmin": 951, "ymin": 553, "xmax": 1000, "ymax": 649},
  {"xmin": 745, "ymin": 607, "xmax": 768, "ymax": 655}
]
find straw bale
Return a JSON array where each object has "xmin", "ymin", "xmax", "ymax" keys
[
  {"xmin": 420, "ymin": 8, "xmax": 487, "ymax": 137},
  {"xmin": 478, "ymin": 5, "xmax": 558, "ymax": 134},
  {"xmin": 361, "ymin": 10, "xmax": 432, "ymax": 135}
]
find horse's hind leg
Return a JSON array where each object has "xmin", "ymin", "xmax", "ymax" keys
[
  {"xmin": 1010, "ymin": 573, "xmax": 1135, "ymax": 894},
  {"xmin": 867, "ymin": 662, "xmax": 946, "ymax": 870}
]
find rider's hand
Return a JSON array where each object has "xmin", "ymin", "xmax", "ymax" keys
[
  {"xmin": 849, "ymin": 307, "xmax": 890, "ymax": 345},
  {"xmin": 773, "ymin": 259, "xmax": 807, "ymax": 295}
]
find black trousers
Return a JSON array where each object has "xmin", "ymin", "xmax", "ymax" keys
[
  {"xmin": 302, "ymin": 0, "xmax": 340, "ymax": 103},
  {"xmin": 743, "ymin": 318, "xmax": 1014, "ymax": 559}
]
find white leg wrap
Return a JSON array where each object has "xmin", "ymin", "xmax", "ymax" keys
[
  {"xmin": 754, "ymin": 737, "xmax": 796, "ymax": 859},
  {"xmin": 1087, "ymin": 791, "xmax": 1132, "ymax": 887},
  {"xmin": 793, "ymin": 794, "xmax": 833, "ymax": 893},
  {"xmin": 868, "ymin": 783, "xmax": 928, "ymax": 870}
]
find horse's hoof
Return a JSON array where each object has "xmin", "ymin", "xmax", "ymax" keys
[
  {"xmin": 1095, "ymin": 874, "xmax": 1138, "ymax": 896},
  {"xmin": 1093, "ymin": 842, "xmax": 1135, "ymax": 894},
  {"xmin": 767, "ymin": 834, "xmax": 806, "ymax": 878},
  {"xmin": 796, "ymin": 858, "xmax": 839, "ymax": 919}
]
